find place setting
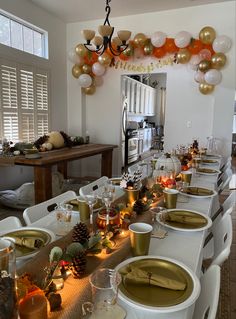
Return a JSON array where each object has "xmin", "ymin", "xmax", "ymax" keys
[{"xmin": 178, "ymin": 186, "xmax": 217, "ymax": 198}]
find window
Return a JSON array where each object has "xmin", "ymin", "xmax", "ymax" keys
[
  {"xmin": 0, "ymin": 9, "xmax": 48, "ymax": 59},
  {"xmin": 0, "ymin": 58, "xmax": 50, "ymax": 143}
]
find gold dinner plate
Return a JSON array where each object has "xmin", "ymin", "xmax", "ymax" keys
[
  {"xmin": 197, "ymin": 168, "xmax": 220, "ymax": 174},
  {"xmin": 69, "ymin": 198, "xmax": 104, "ymax": 212},
  {"xmin": 116, "ymin": 256, "xmax": 200, "ymax": 311},
  {"xmin": 1, "ymin": 227, "xmax": 55, "ymax": 259},
  {"xmin": 201, "ymin": 159, "xmax": 218, "ymax": 164},
  {"xmin": 109, "ymin": 177, "xmax": 122, "ymax": 186},
  {"xmin": 157, "ymin": 209, "xmax": 212, "ymax": 231},
  {"xmin": 180, "ymin": 186, "xmax": 216, "ymax": 198}
]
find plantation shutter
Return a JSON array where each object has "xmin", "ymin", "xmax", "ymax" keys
[
  {"xmin": 0, "ymin": 64, "xmax": 19, "ymax": 141},
  {"xmin": 0, "ymin": 58, "xmax": 50, "ymax": 142}
]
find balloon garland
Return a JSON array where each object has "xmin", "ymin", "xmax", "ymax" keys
[{"xmin": 69, "ymin": 26, "xmax": 232, "ymax": 95}]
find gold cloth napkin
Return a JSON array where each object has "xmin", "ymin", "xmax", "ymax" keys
[
  {"xmin": 183, "ymin": 187, "xmax": 213, "ymax": 196},
  {"xmin": 122, "ymin": 266, "xmax": 186, "ymax": 291},
  {"xmin": 15, "ymin": 237, "xmax": 44, "ymax": 249},
  {"xmin": 165, "ymin": 212, "xmax": 207, "ymax": 226}
]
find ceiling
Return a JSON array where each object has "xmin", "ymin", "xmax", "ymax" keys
[{"xmin": 29, "ymin": 0, "xmax": 232, "ymax": 23}]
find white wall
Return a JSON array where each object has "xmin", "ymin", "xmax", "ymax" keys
[
  {"xmin": 67, "ymin": 1, "xmax": 235, "ymax": 176},
  {"xmin": 0, "ymin": 0, "xmax": 67, "ymax": 190}
]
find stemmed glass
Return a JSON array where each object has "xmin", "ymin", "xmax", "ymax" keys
[
  {"xmin": 84, "ymin": 194, "xmax": 97, "ymax": 234},
  {"xmin": 101, "ymin": 191, "xmax": 114, "ymax": 229}
]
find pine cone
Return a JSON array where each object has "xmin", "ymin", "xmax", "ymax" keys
[
  {"xmin": 34, "ymin": 134, "xmax": 49, "ymax": 149},
  {"xmin": 72, "ymin": 222, "xmax": 90, "ymax": 244},
  {"xmin": 60, "ymin": 131, "xmax": 73, "ymax": 148},
  {"xmin": 70, "ymin": 251, "xmax": 87, "ymax": 278},
  {"xmin": 133, "ymin": 199, "xmax": 147, "ymax": 215}
]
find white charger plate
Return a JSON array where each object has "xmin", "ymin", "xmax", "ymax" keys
[
  {"xmin": 115, "ymin": 255, "xmax": 200, "ymax": 313},
  {"xmin": 156, "ymin": 209, "xmax": 212, "ymax": 232}
]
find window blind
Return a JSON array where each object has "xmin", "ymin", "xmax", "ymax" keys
[{"xmin": 0, "ymin": 58, "xmax": 50, "ymax": 143}]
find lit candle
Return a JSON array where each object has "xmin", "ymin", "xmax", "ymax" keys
[{"xmin": 19, "ymin": 294, "xmax": 48, "ymax": 319}]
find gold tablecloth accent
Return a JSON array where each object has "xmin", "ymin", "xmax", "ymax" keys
[{"xmin": 18, "ymin": 212, "xmax": 152, "ymax": 318}]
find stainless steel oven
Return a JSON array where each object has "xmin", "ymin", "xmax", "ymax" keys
[{"xmin": 125, "ymin": 130, "xmax": 139, "ymax": 165}]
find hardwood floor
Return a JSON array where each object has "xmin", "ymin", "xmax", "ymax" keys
[{"xmin": 0, "ymin": 156, "xmax": 236, "ymax": 318}]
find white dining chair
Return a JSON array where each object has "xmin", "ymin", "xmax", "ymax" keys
[
  {"xmin": 192, "ymin": 265, "xmax": 221, "ymax": 319},
  {"xmin": 79, "ymin": 176, "xmax": 109, "ymax": 197},
  {"xmin": 23, "ymin": 190, "xmax": 77, "ymax": 225},
  {"xmin": 203, "ymin": 212, "xmax": 233, "ymax": 268},
  {"xmin": 218, "ymin": 168, "xmax": 233, "ymax": 194},
  {"xmin": 0, "ymin": 216, "xmax": 22, "ymax": 232}
]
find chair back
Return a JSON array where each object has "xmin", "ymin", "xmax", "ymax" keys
[
  {"xmin": 0, "ymin": 216, "xmax": 22, "ymax": 233},
  {"xmin": 23, "ymin": 190, "xmax": 77, "ymax": 225},
  {"xmin": 211, "ymin": 212, "xmax": 233, "ymax": 266},
  {"xmin": 79, "ymin": 176, "xmax": 109, "ymax": 197},
  {"xmin": 218, "ymin": 168, "xmax": 233, "ymax": 193},
  {"xmin": 193, "ymin": 265, "xmax": 221, "ymax": 319},
  {"xmin": 222, "ymin": 190, "xmax": 236, "ymax": 213}
]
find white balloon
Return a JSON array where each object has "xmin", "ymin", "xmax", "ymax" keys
[
  {"xmin": 174, "ymin": 31, "xmax": 192, "ymax": 48},
  {"xmin": 189, "ymin": 55, "xmax": 202, "ymax": 70},
  {"xmin": 213, "ymin": 35, "xmax": 232, "ymax": 53},
  {"xmin": 68, "ymin": 48, "xmax": 84, "ymax": 65},
  {"xmin": 78, "ymin": 74, "xmax": 92, "ymax": 88},
  {"xmin": 150, "ymin": 31, "xmax": 167, "ymax": 47},
  {"xmin": 92, "ymin": 62, "xmax": 106, "ymax": 76},
  {"xmin": 194, "ymin": 71, "xmax": 205, "ymax": 83},
  {"xmin": 204, "ymin": 69, "xmax": 222, "ymax": 85}
]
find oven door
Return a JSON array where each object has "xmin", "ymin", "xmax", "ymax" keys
[{"xmin": 127, "ymin": 137, "xmax": 139, "ymax": 164}]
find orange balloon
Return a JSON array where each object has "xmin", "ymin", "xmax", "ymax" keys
[
  {"xmin": 203, "ymin": 44, "xmax": 215, "ymax": 56},
  {"xmin": 187, "ymin": 39, "xmax": 203, "ymax": 54},
  {"xmin": 153, "ymin": 46, "xmax": 166, "ymax": 58},
  {"xmin": 164, "ymin": 38, "xmax": 178, "ymax": 53},
  {"xmin": 119, "ymin": 52, "xmax": 130, "ymax": 61},
  {"xmin": 84, "ymin": 52, "xmax": 98, "ymax": 65}
]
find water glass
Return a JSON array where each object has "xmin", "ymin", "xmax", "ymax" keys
[
  {"xmin": 82, "ymin": 268, "xmax": 123, "ymax": 319},
  {"xmin": 55, "ymin": 203, "xmax": 73, "ymax": 236}
]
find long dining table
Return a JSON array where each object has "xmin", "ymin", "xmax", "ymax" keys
[{"xmin": 16, "ymin": 157, "xmax": 222, "ymax": 319}]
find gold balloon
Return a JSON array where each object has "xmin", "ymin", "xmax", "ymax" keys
[
  {"xmin": 198, "ymin": 59, "xmax": 211, "ymax": 73},
  {"xmin": 75, "ymin": 44, "xmax": 88, "ymax": 57},
  {"xmin": 199, "ymin": 26, "xmax": 216, "ymax": 44},
  {"xmin": 72, "ymin": 64, "xmax": 82, "ymax": 78},
  {"xmin": 98, "ymin": 53, "xmax": 112, "ymax": 67},
  {"xmin": 82, "ymin": 84, "xmax": 96, "ymax": 95},
  {"xmin": 143, "ymin": 41, "xmax": 154, "ymax": 55},
  {"xmin": 176, "ymin": 48, "xmax": 191, "ymax": 64},
  {"xmin": 123, "ymin": 44, "xmax": 134, "ymax": 57},
  {"xmin": 199, "ymin": 82, "xmax": 215, "ymax": 95},
  {"xmin": 82, "ymin": 64, "xmax": 92, "ymax": 74},
  {"xmin": 211, "ymin": 53, "xmax": 227, "ymax": 69},
  {"xmin": 134, "ymin": 33, "xmax": 147, "ymax": 47}
]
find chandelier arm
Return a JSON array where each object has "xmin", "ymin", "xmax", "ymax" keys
[{"xmin": 84, "ymin": 44, "xmax": 105, "ymax": 55}]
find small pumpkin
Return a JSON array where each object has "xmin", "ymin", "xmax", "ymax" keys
[
  {"xmin": 47, "ymin": 131, "xmax": 65, "ymax": 149},
  {"xmin": 156, "ymin": 153, "xmax": 181, "ymax": 175}
]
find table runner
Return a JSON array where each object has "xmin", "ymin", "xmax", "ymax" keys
[{"xmin": 18, "ymin": 212, "xmax": 152, "ymax": 318}]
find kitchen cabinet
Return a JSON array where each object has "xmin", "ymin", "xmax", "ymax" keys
[{"xmin": 123, "ymin": 76, "xmax": 156, "ymax": 116}]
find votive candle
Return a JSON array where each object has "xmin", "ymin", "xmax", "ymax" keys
[{"xmin": 19, "ymin": 294, "xmax": 48, "ymax": 319}]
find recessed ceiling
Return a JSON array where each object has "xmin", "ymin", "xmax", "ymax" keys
[{"xmin": 29, "ymin": 0, "xmax": 232, "ymax": 23}]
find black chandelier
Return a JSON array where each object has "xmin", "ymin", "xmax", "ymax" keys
[{"xmin": 81, "ymin": 0, "xmax": 131, "ymax": 56}]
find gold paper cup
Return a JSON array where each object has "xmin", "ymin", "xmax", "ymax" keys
[
  {"xmin": 125, "ymin": 188, "xmax": 140, "ymax": 205},
  {"xmin": 180, "ymin": 171, "xmax": 192, "ymax": 184},
  {"xmin": 77, "ymin": 196, "xmax": 90, "ymax": 222},
  {"xmin": 129, "ymin": 223, "xmax": 153, "ymax": 256},
  {"xmin": 163, "ymin": 189, "xmax": 179, "ymax": 209}
]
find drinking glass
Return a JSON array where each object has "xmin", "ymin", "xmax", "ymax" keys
[
  {"xmin": 82, "ymin": 268, "xmax": 125, "ymax": 319},
  {"xmin": 176, "ymin": 181, "xmax": 189, "ymax": 203},
  {"xmin": 55, "ymin": 203, "xmax": 73, "ymax": 236},
  {"xmin": 84, "ymin": 194, "xmax": 97, "ymax": 234},
  {"xmin": 101, "ymin": 191, "xmax": 114, "ymax": 228}
]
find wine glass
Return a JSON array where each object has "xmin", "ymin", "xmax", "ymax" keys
[
  {"xmin": 101, "ymin": 191, "xmax": 114, "ymax": 228},
  {"xmin": 84, "ymin": 194, "xmax": 97, "ymax": 234}
]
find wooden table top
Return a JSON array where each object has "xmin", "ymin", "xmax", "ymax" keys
[{"xmin": 0, "ymin": 143, "xmax": 117, "ymax": 167}]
